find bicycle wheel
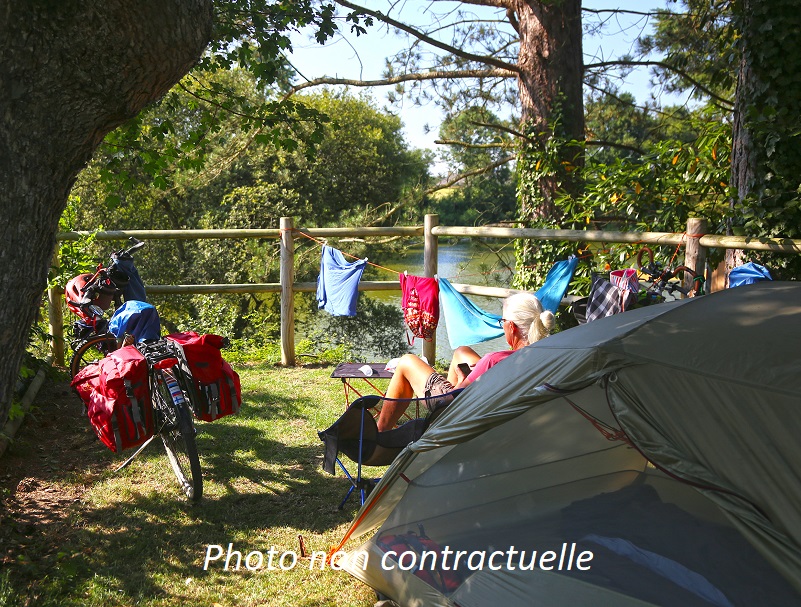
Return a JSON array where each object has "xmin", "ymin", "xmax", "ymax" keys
[
  {"xmin": 154, "ymin": 371, "xmax": 203, "ymax": 501},
  {"xmin": 69, "ymin": 334, "xmax": 118, "ymax": 378}
]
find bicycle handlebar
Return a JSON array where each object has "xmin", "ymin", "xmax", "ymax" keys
[{"xmin": 84, "ymin": 238, "xmax": 145, "ymax": 288}]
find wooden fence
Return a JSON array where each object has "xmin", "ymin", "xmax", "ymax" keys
[{"xmin": 50, "ymin": 215, "xmax": 801, "ymax": 367}]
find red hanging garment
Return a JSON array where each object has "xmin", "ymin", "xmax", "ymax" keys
[{"xmin": 400, "ymin": 273, "xmax": 439, "ymax": 344}]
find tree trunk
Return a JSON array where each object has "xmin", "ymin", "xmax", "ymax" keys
[
  {"xmin": 0, "ymin": 0, "xmax": 213, "ymax": 427},
  {"xmin": 728, "ymin": 0, "xmax": 801, "ymax": 280},
  {"xmin": 515, "ymin": 0, "xmax": 584, "ymax": 220},
  {"xmin": 511, "ymin": 0, "xmax": 584, "ymax": 292}
]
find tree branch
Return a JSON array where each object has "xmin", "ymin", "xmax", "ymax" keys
[
  {"xmin": 369, "ymin": 155, "xmax": 515, "ymax": 225},
  {"xmin": 585, "ymin": 139, "xmax": 645, "ymax": 155},
  {"xmin": 585, "ymin": 59, "xmax": 734, "ymax": 108},
  {"xmin": 582, "ymin": 8, "xmax": 681, "ymax": 17},
  {"xmin": 427, "ymin": 155, "xmax": 516, "ymax": 192},
  {"xmin": 452, "ymin": 0, "xmax": 515, "ymax": 10},
  {"xmin": 333, "ymin": 0, "xmax": 519, "ymax": 73},
  {"xmin": 435, "ymin": 138, "xmax": 512, "ymax": 149},
  {"xmin": 287, "ymin": 68, "xmax": 516, "ymax": 95}
]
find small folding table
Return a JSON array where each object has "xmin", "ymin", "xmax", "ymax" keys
[{"xmin": 330, "ymin": 362, "xmax": 422, "ymax": 421}]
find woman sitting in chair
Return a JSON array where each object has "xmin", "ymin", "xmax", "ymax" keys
[{"xmin": 377, "ymin": 292, "xmax": 555, "ymax": 431}]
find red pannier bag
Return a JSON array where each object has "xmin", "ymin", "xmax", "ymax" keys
[
  {"xmin": 71, "ymin": 345, "xmax": 153, "ymax": 452},
  {"xmin": 165, "ymin": 332, "xmax": 242, "ymax": 421}
]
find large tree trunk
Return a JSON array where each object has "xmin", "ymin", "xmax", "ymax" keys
[
  {"xmin": 515, "ymin": 0, "xmax": 584, "ymax": 220},
  {"xmin": 511, "ymin": 0, "xmax": 584, "ymax": 292},
  {"xmin": 0, "ymin": 0, "xmax": 213, "ymax": 427},
  {"xmin": 728, "ymin": 0, "xmax": 801, "ymax": 281}
]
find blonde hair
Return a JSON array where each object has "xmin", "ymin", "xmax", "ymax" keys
[{"xmin": 503, "ymin": 292, "xmax": 555, "ymax": 344}]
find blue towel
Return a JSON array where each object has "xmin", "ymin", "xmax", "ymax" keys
[
  {"xmin": 439, "ymin": 277, "xmax": 503, "ymax": 349},
  {"xmin": 535, "ymin": 256, "xmax": 578, "ymax": 313},
  {"xmin": 439, "ymin": 257, "xmax": 578, "ymax": 349},
  {"xmin": 316, "ymin": 246, "xmax": 368, "ymax": 316},
  {"xmin": 108, "ymin": 300, "xmax": 161, "ymax": 342}
]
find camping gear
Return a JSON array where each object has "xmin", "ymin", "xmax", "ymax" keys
[
  {"xmin": 729, "ymin": 262, "xmax": 772, "ymax": 288},
  {"xmin": 439, "ymin": 257, "xmax": 578, "ymax": 349},
  {"xmin": 316, "ymin": 245, "xmax": 368, "ymax": 316},
  {"xmin": 319, "ymin": 392, "xmax": 460, "ymax": 509},
  {"xmin": 329, "ymin": 362, "xmax": 412, "ymax": 417},
  {"xmin": 108, "ymin": 300, "xmax": 161, "ymax": 342},
  {"xmin": 71, "ymin": 345, "xmax": 153, "ymax": 452},
  {"xmin": 111, "ymin": 252, "xmax": 148, "ymax": 302},
  {"xmin": 333, "ymin": 282, "xmax": 801, "ymax": 605},
  {"xmin": 400, "ymin": 273, "xmax": 439, "ymax": 343},
  {"xmin": 584, "ymin": 273, "xmax": 635, "ymax": 322},
  {"xmin": 165, "ymin": 332, "xmax": 241, "ymax": 422}
]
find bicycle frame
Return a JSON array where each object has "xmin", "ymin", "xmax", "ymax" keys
[{"xmin": 114, "ymin": 338, "xmax": 203, "ymax": 500}]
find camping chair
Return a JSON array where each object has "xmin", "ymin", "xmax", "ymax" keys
[{"xmin": 319, "ymin": 390, "xmax": 462, "ymax": 509}]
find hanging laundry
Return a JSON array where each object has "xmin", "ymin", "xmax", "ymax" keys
[
  {"xmin": 439, "ymin": 257, "xmax": 578, "ymax": 349},
  {"xmin": 534, "ymin": 256, "xmax": 579, "ymax": 313},
  {"xmin": 438, "ymin": 277, "xmax": 503, "ymax": 349},
  {"xmin": 316, "ymin": 246, "xmax": 368, "ymax": 316},
  {"xmin": 399, "ymin": 273, "xmax": 439, "ymax": 343}
]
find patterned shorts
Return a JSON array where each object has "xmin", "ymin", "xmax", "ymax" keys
[{"xmin": 423, "ymin": 373, "xmax": 455, "ymax": 413}]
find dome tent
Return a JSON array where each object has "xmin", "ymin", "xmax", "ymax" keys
[{"xmin": 333, "ymin": 282, "xmax": 801, "ymax": 606}]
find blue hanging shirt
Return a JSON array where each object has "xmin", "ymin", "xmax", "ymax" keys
[
  {"xmin": 316, "ymin": 246, "xmax": 368, "ymax": 316},
  {"xmin": 535, "ymin": 256, "xmax": 578, "ymax": 313}
]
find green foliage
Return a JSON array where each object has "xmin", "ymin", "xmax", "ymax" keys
[
  {"xmin": 638, "ymin": 1, "xmax": 737, "ymax": 103},
  {"xmin": 585, "ymin": 92, "xmax": 700, "ymax": 164},
  {"xmin": 50, "ymin": 197, "xmax": 102, "ymax": 290},
  {"xmin": 730, "ymin": 0, "xmax": 801, "ymax": 278},
  {"xmin": 0, "ymin": 569, "xmax": 15, "ymax": 607},
  {"xmin": 515, "ymin": 110, "xmax": 733, "ymax": 297},
  {"xmin": 68, "ymin": 83, "xmax": 428, "ymax": 353},
  {"xmin": 96, "ymin": 1, "xmax": 341, "ymax": 195},
  {"xmin": 305, "ymin": 298, "xmax": 410, "ymax": 361},
  {"xmin": 430, "ymin": 107, "xmax": 517, "ymax": 225}
]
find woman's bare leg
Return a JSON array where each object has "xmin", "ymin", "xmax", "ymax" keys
[
  {"xmin": 377, "ymin": 354, "xmax": 436, "ymax": 431},
  {"xmin": 446, "ymin": 346, "xmax": 481, "ymax": 385}
]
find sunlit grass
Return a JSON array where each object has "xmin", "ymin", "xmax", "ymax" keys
[{"xmin": 5, "ymin": 363, "xmax": 383, "ymax": 607}]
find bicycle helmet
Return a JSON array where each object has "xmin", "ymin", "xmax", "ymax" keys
[{"xmin": 65, "ymin": 273, "xmax": 114, "ymax": 315}]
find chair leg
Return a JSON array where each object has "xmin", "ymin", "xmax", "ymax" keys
[{"xmin": 335, "ymin": 458, "xmax": 357, "ymax": 510}]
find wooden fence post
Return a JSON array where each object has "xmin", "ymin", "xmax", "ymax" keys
[
  {"xmin": 685, "ymin": 217, "xmax": 708, "ymax": 296},
  {"xmin": 423, "ymin": 214, "xmax": 439, "ymax": 364},
  {"xmin": 47, "ymin": 247, "xmax": 64, "ymax": 366},
  {"xmin": 280, "ymin": 217, "xmax": 295, "ymax": 366}
]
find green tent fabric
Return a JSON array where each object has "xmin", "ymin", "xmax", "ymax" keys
[{"xmin": 334, "ymin": 283, "xmax": 801, "ymax": 606}]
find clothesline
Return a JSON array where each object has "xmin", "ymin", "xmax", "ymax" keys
[
  {"xmin": 292, "ymin": 227, "xmax": 690, "ymax": 282},
  {"xmin": 292, "ymin": 229, "xmax": 400, "ymax": 276},
  {"xmin": 292, "ymin": 228, "xmax": 524, "ymax": 283}
]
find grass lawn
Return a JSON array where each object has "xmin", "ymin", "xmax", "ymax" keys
[{"xmin": 0, "ymin": 361, "xmax": 385, "ymax": 607}]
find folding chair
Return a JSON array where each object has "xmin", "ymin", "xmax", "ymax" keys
[{"xmin": 319, "ymin": 390, "xmax": 461, "ymax": 509}]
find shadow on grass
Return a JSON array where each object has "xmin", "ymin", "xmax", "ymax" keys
[{"xmin": 1, "ymin": 371, "xmax": 380, "ymax": 606}]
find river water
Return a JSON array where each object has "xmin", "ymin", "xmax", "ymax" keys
[{"xmin": 365, "ymin": 240, "xmax": 515, "ymax": 362}]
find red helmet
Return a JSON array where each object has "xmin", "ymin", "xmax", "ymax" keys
[{"xmin": 65, "ymin": 274, "xmax": 114, "ymax": 316}]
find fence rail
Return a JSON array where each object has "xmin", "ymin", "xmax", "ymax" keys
[{"xmin": 50, "ymin": 215, "xmax": 801, "ymax": 367}]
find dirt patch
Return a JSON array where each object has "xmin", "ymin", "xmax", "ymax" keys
[{"xmin": 0, "ymin": 377, "xmax": 106, "ymax": 569}]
